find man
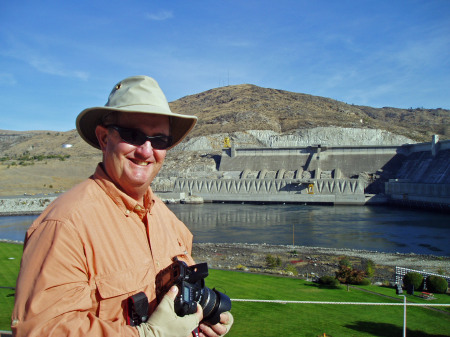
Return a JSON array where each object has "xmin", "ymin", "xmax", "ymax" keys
[{"xmin": 12, "ymin": 76, "xmax": 233, "ymax": 337}]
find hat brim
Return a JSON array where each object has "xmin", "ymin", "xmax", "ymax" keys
[{"xmin": 76, "ymin": 105, "xmax": 197, "ymax": 150}]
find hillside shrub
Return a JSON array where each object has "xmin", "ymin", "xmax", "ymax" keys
[
  {"xmin": 403, "ymin": 272, "xmax": 424, "ymax": 291},
  {"xmin": 284, "ymin": 264, "xmax": 298, "ymax": 276},
  {"xmin": 236, "ymin": 264, "xmax": 247, "ymax": 271},
  {"xmin": 426, "ymin": 275, "xmax": 448, "ymax": 294},
  {"xmin": 318, "ymin": 275, "xmax": 340, "ymax": 288},
  {"xmin": 265, "ymin": 254, "xmax": 281, "ymax": 269}
]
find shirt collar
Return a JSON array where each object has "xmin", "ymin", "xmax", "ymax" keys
[{"xmin": 92, "ymin": 164, "xmax": 155, "ymax": 219}]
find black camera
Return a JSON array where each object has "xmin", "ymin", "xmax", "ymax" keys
[{"xmin": 155, "ymin": 258, "xmax": 231, "ymax": 325}]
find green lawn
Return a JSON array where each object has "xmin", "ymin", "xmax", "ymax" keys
[
  {"xmin": 206, "ymin": 269, "xmax": 450, "ymax": 336},
  {"xmin": 0, "ymin": 242, "xmax": 22, "ymax": 332},
  {"xmin": 1, "ymin": 242, "xmax": 449, "ymax": 336}
]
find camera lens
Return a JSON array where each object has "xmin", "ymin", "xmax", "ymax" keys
[{"xmin": 199, "ymin": 287, "xmax": 231, "ymax": 325}]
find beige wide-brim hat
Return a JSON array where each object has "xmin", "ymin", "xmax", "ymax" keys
[{"xmin": 76, "ymin": 75, "xmax": 197, "ymax": 150}]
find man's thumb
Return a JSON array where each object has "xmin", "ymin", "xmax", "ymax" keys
[{"xmin": 165, "ymin": 286, "xmax": 179, "ymax": 300}]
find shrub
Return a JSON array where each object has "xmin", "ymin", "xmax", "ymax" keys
[
  {"xmin": 403, "ymin": 272, "xmax": 424, "ymax": 291},
  {"xmin": 236, "ymin": 264, "xmax": 247, "ymax": 271},
  {"xmin": 426, "ymin": 275, "xmax": 448, "ymax": 294},
  {"xmin": 265, "ymin": 254, "xmax": 281, "ymax": 269},
  {"xmin": 359, "ymin": 278, "xmax": 371, "ymax": 286},
  {"xmin": 284, "ymin": 264, "xmax": 298, "ymax": 276},
  {"xmin": 335, "ymin": 265, "xmax": 366, "ymax": 285},
  {"xmin": 318, "ymin": 275, "xmax": 340, "ymax": 288},
  {"xmin": 364, "ymin": 259, "xmax": 375, "ymax": 278},
  {"xmin": 339, "ymin": 257, "xmax": 352, "ymax": 268}
]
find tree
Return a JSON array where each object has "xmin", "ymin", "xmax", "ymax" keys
[
  {"xmin": 265, "ymin": 254, "xmax": 281, "ymax": 269},
  {"xmin": 426, "ymin": 275, "xmax": 448, "ymax": 294},
  {"xmin": 403, "ymin": 272, "xmax": 424, "ymax": 292},
  {"xmin": 335, "ymin": 265, "xmax": 367, "ymax": 291}
]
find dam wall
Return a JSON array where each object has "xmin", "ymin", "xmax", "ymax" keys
[
  {"xmin": 385, "ymin": 137, "xmax": 450, "ymax": 210},
  {"xmin": 172, "ymin": 178, "xmax": 366, "ymax": 205},
  {"xmin": 171, "ymin": 136, "xmax": 449, "ymax": 208},
  {"xmin": 219, "ymin": 145, "xmax": 406, "ymax": 178},
  {"xmin": 171, "ymin": 145, "xmax": 392, "ymax": 205},
  {"xmin": 2, "ymin": 137, "xmax": 447, "ymax": 211}
]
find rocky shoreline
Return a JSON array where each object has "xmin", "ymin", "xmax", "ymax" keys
[
  {"xmin": 0, "ymin": 195, "xmax": 58, "ymax": 216},
  {"xmin": 192, "ymin": 242, "xmax": 450, "ymax": 284}
]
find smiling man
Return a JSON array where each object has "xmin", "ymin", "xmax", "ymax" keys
[
  {"xmin": 96, "ymin": 113, "xmax": 170, "ymax": 203},
  {"xmin": 12, "ymin": 76, "xmax": 233, "ymax": 337}
]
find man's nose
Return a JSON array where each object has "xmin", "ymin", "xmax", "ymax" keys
[{"xmin": 135, "ymin": 140, "xmax": 154, "ymax": 156}]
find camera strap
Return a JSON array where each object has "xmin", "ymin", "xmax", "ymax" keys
[{"xmin": 127, "ymin": 292, "xmax": 149, "ymax": 326}]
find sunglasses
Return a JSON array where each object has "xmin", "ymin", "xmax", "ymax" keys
[{"xmin": 107, "ymin": 125, "xmax": 173, "ymax": 150}]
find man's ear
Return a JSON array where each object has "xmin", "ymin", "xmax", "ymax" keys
[{"xmin": 95, "ymin": 125, "xmax": 108, "ymax": 152}]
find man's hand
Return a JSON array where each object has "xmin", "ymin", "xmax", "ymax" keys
[
  {"xmin": 136, "ymin": 286, "xmax": 201, "ymax": 337},
  {"xmin": 198, "ymin": 312, "xmax": 234, "ymax": 337}
]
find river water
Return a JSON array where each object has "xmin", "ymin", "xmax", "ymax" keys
[{"xmin": 1, "ymin": 204, "xmax": 449, "ymax": 256}]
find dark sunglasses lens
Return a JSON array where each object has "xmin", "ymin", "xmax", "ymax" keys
[
  {"xmin": 112, "ymin": 126, "xmax": 171, "ymax": 149},
  {"xmin": 119, "ymin": 129, "xmax": 146, "ymax": 146},
  {"xmin": 151, "ymin": 137, "xmax": 172, "ymax": 150}
]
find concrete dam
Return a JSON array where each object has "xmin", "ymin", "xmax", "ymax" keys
[
  {"xmin": 1, "ymin": 137, "xmax": 448, "ymax": 215},
  {"xmin": 163, "ymin": 136, "xmax": 450, "ymax": 210}
]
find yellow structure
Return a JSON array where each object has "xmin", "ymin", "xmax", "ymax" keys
[{"xmin": 224, "ymin": 137, "xmax": 231, "ymax": 148}]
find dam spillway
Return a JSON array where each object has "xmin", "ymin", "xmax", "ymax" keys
[
  {"xmin": 165, "ymin": 136, "xmax": 450, "ymax": 210},
  {"xmin": 173, "ymin": 178, "xmax": 365, "ymax": 205}
]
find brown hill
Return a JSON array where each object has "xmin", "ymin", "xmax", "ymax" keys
[
  {"xmin": 170, "ymin": 84, "xmax": 449, "ymax": 142},
  {"xmin": 1, "ymin": 84, "xmax": 449, "ymax": 196}
]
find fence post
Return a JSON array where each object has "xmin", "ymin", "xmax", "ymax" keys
[{"xmin": 403, "ymin": 295, "xmax": 407, "ymax": 337}]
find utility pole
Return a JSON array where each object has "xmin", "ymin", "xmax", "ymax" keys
[{"xmin": 292, "ymin": 223, "xmax": 295, "ymax": 247}]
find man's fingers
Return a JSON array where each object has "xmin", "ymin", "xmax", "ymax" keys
[
  {"xmin": 196, "ymin": 299, "xmax": 204, "ymax": 322},
  {"xmin": 165, "ymin": 286, "xmax": 179, "ymax": 300},
  {"xmin": 199, "ymin": 312, "xmax": 233, "ymax": 336},
  {"xmin": 219, "ymin": 312, "xmax": 231, "ymax": 325},
  {"xmin": 199, "ymin": 322, "xmax": 226, "ymax": 337}
]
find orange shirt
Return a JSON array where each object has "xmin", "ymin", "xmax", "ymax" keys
[{"xmin": 12, "ymin": 164, "xmax": 195, "ymax": 336}]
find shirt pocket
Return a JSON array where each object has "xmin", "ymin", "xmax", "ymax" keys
[{"xmin": 94, "ymin": 264, "xmax": 155, "ymax": 322}]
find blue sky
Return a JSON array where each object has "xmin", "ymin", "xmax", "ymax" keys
[{"xmin": 1, "ymin": 0, "xmax": 449, "ymax": 131}]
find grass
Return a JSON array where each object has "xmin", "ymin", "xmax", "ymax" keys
[
  {"xmin": 1, "ymin": 242, "xmax": 449, "ymax": 336},
  {"xmin": 0, "ymin": 242, "xmax": 22, "ymax": 332},
  {"xmin": 206, "ymin": 270, "xmax": 450, "ymax": 336}
]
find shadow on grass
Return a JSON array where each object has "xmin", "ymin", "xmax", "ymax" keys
[
  {"xmin": 345, "ymin": 321, "xmax": 449, "ymax": 337},
  {"xmin": 304, "ymin": 283, "xmax": 342, "ymax": 290}
]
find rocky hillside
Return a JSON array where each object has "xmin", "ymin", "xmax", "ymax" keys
[
  {"xmin": 0, "ymin": 84, "xmax": 448, "ymax": 196},
  {"xmin": 170, "ymin": 84, "xmax": 449, "ymax": 142}
]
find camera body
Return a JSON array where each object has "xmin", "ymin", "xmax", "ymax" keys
[{"xmin": 155, "ymin": 258, "xmax": 231, "ymax": 325}]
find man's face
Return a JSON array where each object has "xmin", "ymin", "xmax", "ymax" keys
[{"xmin": 95, "ymin": 113, "xmax": 170, "ymax": 201}]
